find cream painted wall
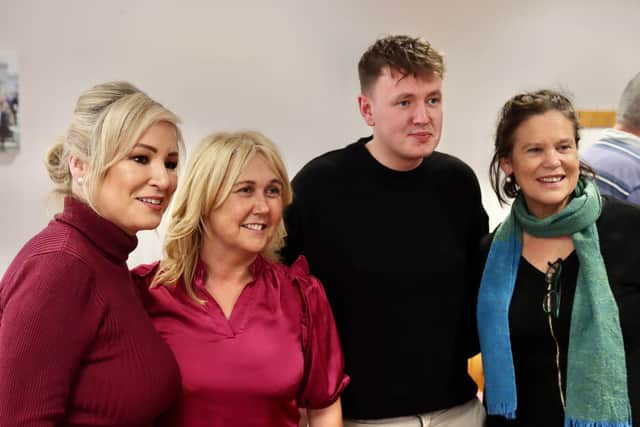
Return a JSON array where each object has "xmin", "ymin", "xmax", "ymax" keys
[{"xmin": 1, "ymin": 0, "xmax": 639, "ymax": 272}]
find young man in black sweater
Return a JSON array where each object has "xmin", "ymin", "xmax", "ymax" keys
[{"xmin": 282, "ymin": 35, "xmax": 488, "ymax": 426}]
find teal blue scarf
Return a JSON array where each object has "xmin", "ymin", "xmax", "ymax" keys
[{"xmin": 477, "ymin": 178, "xmax": 631, "ymax": 427}]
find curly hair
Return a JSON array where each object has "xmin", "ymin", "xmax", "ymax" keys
[{"xmin": 490, "ymin": 89, "xmax": 593, "ymax": 206}]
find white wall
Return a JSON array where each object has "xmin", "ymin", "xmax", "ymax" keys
[{"xmin": 1, "ymin": 0, "xmax": 639, "ymax": 272}]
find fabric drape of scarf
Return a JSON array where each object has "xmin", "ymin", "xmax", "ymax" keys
[{"xmin": 477, "ymin": 177, "xmax": 631, "ymax": 427}]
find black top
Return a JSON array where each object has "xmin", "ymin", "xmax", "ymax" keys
[
  {"xmin": 282, "ymin": 137, "xmax": 489, "ymax": 419},
  {"xmin": 475, "ymin": 196, "xmax": 640, "ymax": 427}
]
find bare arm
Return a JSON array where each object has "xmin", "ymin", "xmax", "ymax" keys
[
  {"xmin": 298, "ymin": 408, "xmax": 309, "ymax": 427},
  {"xmin": 308, "ymin": 398, "xmax": 343, "ymax": 427}
]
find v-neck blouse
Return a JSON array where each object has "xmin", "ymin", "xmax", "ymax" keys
[
  {"xmin": 133, "ymin": 255, "xmax": 349, "ymax": 427},
  {"xmin": 188, "ymin": 255, "xmax": 263, "ymax": 338}
]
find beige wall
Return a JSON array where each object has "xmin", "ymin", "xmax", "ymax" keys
[{"xmin": 1, "ymin": 0, "xmax": 639, "ymax": 271}]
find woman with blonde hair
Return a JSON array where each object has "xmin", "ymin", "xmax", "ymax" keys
[
  {"xmin": 134, "ymin": 130, "xmax": 349, "ymax": 427},
  {"xmin": 0, "ymin": 81, "xmax": 184, "ymax": 426}
]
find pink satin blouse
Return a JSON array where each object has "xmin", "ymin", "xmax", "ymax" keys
[{"xmin": 133, "ymin": 255, "xmax": 349, "ymax": 427}]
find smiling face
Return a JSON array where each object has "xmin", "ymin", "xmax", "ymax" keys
[
  {"xmin": 92, "ymin": 121, "xmax": 179, "ymax": 234},
  {"xmin": 204, "ymin": 154, "xmax": 284, "ymax": 260},
  {"xmin": 500, "ymin": 110, "xmax": 579, "ymax": 218},
  {"xmin": 358, "ymin": 66, "xmax": 443, "ymax": 171}
]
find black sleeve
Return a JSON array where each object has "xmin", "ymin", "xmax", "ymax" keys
[
  {"xmin": 281, "ymin": 155, "xmax": 336, "ymax": 266},
  {"xmin": 461, "ymin": 172, "xmax": 490, "ymax": 358},
  {"xmin": 597, "ymin": 196, "xmax": 640, "ymax": 286},
  {"xmin": 281, "ymin": 167, "xmax": 312, "ymax": 266},
  {"xmin": 281, "ymin": 194, "xmax": 304, "ymax": 266},
  {"xmin": 466, "ymin": 195, "xmax": 490, "ymax": 298}
]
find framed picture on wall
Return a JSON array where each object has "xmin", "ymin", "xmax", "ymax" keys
[{"xmin": 0, "ymin": 51, "xmax": 19, "ymax": 153}]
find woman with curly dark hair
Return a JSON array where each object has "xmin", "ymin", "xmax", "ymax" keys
[{"xmin": 476, "ymin": 90, "xmax": 640, "ymax": 427}]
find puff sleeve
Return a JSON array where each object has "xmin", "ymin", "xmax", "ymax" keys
[{"xmin": 291, "ymin": 256, "xmax": 349, "ymax": 409}]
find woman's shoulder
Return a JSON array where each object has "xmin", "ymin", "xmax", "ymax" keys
[
  {"xmin": 597, "ymin": 196, "xmax": 640, "ymax": 262},
  {"xmin": 598, "ymin": 196, "xmax": 640, "ymax": 235},
  {"xmin": 13, "ymin": 217, "xmax": 87, "ymax": 263},
  {"xmin": 596, "ymin": 196, "xmax": 640, "ymax": 288},
  {"xmin": 478, "ymin": 229, "xmax": 497, "ymax": 258},
  {"xmin": 130, "ymin": 261, "xmax": 162, "ymax": 293},
  {"xmin": 265, "ymin": 256, "xmax": 329, "ymax": 317},
  {"xmin": 131, "ymin": 261, "xmax": 161, "ymax": 280},
  {"xmin": 269, "ymin": 255, "xmax": 321, "ymax": 291},
  {"xmin": 480, "ymin": 231, "xmax": 496, "ymax": 249},
  {"xmin": 600, "ymin": 195, "xmax": 640, "ymax": 219},
  {"xmin": 1, "ymin": 240, "xmax": 98, "ymax": 309},
  {"xmin": 3, "ymin": 216, "xmax": 99, "ymax": 282}
]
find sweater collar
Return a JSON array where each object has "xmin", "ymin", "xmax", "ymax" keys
[
  {"xmin": 356, "ymin": 135, "xmax": 431, "ymax": 177},
  {"xmin": 55, "ymin": 196, "xmax": 138, "ymax": 263}
]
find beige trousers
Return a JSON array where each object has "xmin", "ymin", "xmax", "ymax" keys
[{"xmin": 344, "ymin": 398, "xmax": 485, "ymax": 427}]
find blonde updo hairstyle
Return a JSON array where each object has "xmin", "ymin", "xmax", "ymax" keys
[
  {"xmin": 153, "ymin": 130, "xmax": 293, "ymax": 304},
  {"xmin": 45, "ymin": 81, "xmax": 183, "ymax": 209}
]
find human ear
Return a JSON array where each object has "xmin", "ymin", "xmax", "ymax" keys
[
  {"xmin": 499, "ymin": 156, "xmax": 513, "ymax": 177},
  {"xmin": 68, "ymin": 155, "xmax": 87, "ymax": 185},
  {"xmin": 358, "ymin": 94, "xmax": 375, "ymax": 127}
]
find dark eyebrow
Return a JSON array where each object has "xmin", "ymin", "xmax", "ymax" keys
[
  {"xmin": 523, "ymin": 138, "xmax": 573, "ymax": 149},
  {"xmin": 134, "ymin": 143, "xmax": 179, "ymax": 157},
  {"xmin": 521, "ymin": 142, "xmax": 541, "ymax": 149}
]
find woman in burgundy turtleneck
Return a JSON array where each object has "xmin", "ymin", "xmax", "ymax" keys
[{"xmin": 0, "ymin": 81, "xmax": 184, "ymax": 426}]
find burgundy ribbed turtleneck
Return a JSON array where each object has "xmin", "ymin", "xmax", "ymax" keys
[{"xmin": 0, "ymin": 197, "xmax": 181, "ymax": 426}]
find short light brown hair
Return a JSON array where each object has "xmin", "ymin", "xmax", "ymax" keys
[
  {"xmin": 153, "ymin": 130, "xmax": 292, "ymax": 304},
  {"xmin": 358, "ymin": 35, "xmax": 445, "ymax": 93}
]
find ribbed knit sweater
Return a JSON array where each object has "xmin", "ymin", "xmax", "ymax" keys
[{"xmin": 0, "ymin": 197, "xmax": 181, "ymax": 426}]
